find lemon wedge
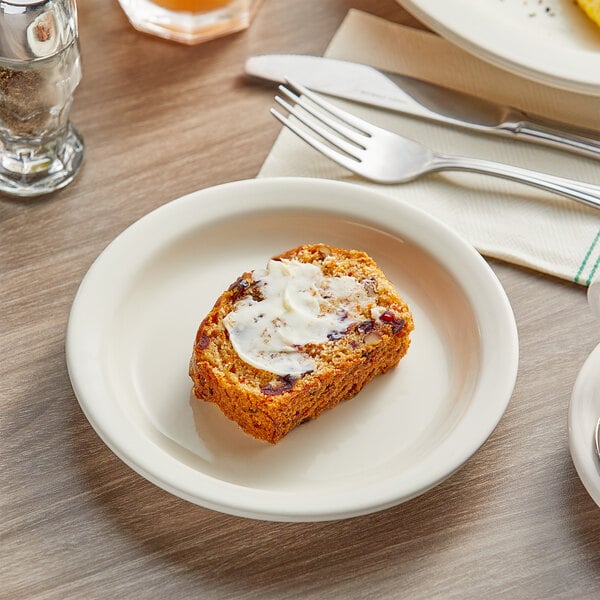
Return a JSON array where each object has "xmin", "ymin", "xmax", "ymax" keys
[{"xmin": 577, "ymin": 0, "xmax": 600, "ymax": 28}]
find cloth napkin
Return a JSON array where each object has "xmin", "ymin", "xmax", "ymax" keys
[{"xmin": 258, "ymin": 10, "xmax": 600, "ymax": 286}]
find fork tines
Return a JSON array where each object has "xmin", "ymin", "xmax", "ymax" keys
[{"xmin": 271, "ymin": 80, "xmax": 374, "ymax": 171}]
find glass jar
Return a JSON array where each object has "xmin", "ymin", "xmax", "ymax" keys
[{"xmin": 0, "ymin": 0, "xmax": 84, "ymax": 197}]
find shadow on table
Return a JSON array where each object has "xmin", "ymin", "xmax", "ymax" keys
[
  {"xmin": 71, "ymin": 404, "xmax": 516, "ymax": 597},
  {"xmin": 68, "ymin": 345, "xmax": 600, "ymax": 598},
  {"xmin": 563, "ymin": 467, "xmax": 600, "ymax": 567}
]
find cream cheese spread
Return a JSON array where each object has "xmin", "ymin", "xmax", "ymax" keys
[{"xmin": 224, "ymin": 258, "xmax": 374, "ymax": 376}]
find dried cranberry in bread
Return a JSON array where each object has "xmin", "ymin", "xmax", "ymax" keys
[{"xmin": 189, "ymin": 244, "xmax": 414, "ymax": 444}]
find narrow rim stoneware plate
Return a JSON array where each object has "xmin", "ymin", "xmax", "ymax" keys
[
  {"xmin": 569, "ymin": 342, "xmax": 600, "ymax": 508},
  {"xmin": 66, "ymin": 177, "xmax": 519, "ymax": 521},
  {"xmin": 398, "ymin": 0, "xmax": 600, "ymax": 95}
]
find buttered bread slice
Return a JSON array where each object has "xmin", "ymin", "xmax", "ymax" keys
[{"xmin": 189, "ymin": 244, "xmax": 414, "ymax": 444}]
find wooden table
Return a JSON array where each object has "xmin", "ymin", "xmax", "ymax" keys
[{"xmin": 2, "ymin": 1, "xmax": 600, "ymax": 598}]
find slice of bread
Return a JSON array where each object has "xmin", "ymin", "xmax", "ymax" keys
[{"xmin": 189, "ymin": 244, "xmax": 414, "ymax": 444}]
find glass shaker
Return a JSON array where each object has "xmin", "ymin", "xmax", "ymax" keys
[{"xmin": 0, "ymin": 0, "xmax": 83, "ymax": 197}]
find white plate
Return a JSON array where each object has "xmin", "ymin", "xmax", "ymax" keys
[
  {"xmin": 569, "ymin": 343, "xmax": 600, "ymax": 508},
  {"xmin": 398, "ymin": 0, "xmax": 600, "ymax": 95},
  {"xmin": 66, "ymin": 178, "xmax": 518, "ymax": 521}
]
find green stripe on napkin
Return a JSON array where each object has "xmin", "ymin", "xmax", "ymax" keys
[{"xmin": 575, "ymin": 228, "xmax": 600, "ymax": 285}]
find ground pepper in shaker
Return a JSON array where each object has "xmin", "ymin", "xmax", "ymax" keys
[{"xmin": 0, "ymin": 0, "xmax": 84, "ymax": 197}]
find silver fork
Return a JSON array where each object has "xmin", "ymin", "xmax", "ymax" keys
[{"xmin": 271, "ymin": 81, "xmax": 600, "ymax": 212}]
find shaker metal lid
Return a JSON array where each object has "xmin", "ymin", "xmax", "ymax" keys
[{"xmin": 0, "ymin": 0, "xmax": 78, "ymax": 62}]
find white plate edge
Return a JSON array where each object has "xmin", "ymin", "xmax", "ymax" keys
[
  {"xmin": 65, "ymin": 177, "xmax": 519, "ymax": 521},
  {"xmin": 397, "ymin": 0, "xmax": 600, "ymax": 95},
  {"xmin": 569, "ymin": 342, "xmax": 600, "ymax": 508}
]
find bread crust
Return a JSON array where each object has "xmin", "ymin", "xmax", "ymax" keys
[{"xmin": 189, "ymin": 244, "xmax": 414, "ymax": 443}]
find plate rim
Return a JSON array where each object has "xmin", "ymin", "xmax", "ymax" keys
[
  {"xmin": 66, "ymin": 177, "xmax": 519, "ymax": 521},
  {"xmin": 569, "ymin": 342, "xmax": 600, "ymax": 507},
  {"xmin": 397, "ymin": 0, "xmax": 600, "ymax": 95}
]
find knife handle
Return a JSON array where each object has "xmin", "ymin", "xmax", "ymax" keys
[{"xmin": 510, "ymin": 115, "xmax": 600, "ymax": 160}]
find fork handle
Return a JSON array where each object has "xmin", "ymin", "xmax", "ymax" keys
[{"xmin": 433, "ymin": 155, "xmax": 600, "ymax": 211}]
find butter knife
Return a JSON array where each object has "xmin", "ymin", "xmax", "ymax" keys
[{"xmin": 245, "ymin": 54, "xmax": 600, "ymax": 160}]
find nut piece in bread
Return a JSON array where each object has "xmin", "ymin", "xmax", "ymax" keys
[{"xmin": 189, "ymin": 244, "xmax": 414, "ymax": 444}]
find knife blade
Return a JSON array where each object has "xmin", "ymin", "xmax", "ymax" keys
[{"xmin": 245, "ymin": 54, "xmax": 600, "ymax": 160}]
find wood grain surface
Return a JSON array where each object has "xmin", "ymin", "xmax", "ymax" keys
[{"xmin": 1, "ymin": 1, "xmax": 599, "ymax": 598}]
